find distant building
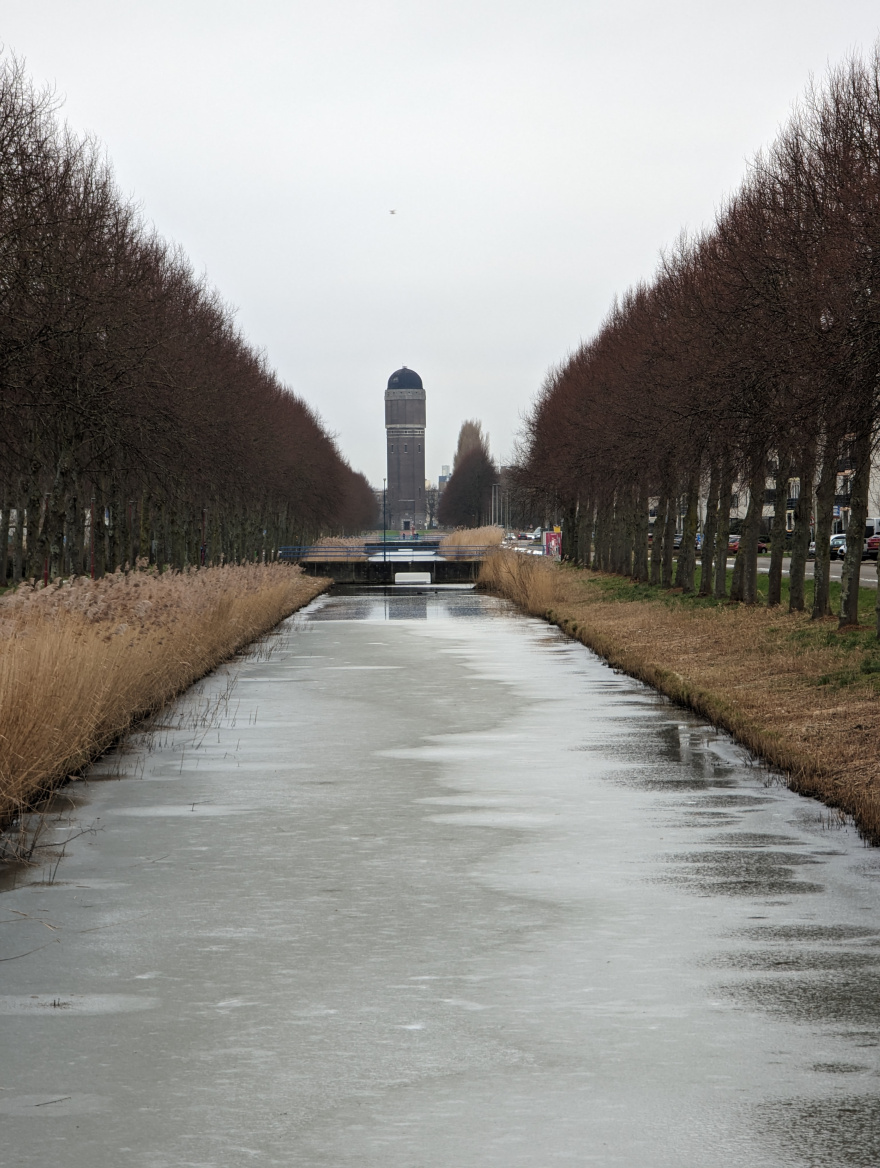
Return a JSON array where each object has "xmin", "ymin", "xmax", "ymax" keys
[
  {"xmin": 385, "ymin": 367, "xmax": 426, "ymax": 530},
  {"xmin": 438, "ymin": 464, "xmax": 450, "ymax": 494}
]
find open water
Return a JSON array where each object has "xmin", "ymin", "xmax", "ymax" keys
[{"xmin": 2, "ymin": 589, "xmax": 880, "ymax": 1166}]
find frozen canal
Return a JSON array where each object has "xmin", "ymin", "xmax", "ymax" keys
[{"xmin": 3, "ymin": 589, "xmax": 880, "ymax": 1167}]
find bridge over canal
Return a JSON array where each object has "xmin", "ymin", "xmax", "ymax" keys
[{"xmin": 278, "ymin": 540, "xmax": 494, "ymax": 584}]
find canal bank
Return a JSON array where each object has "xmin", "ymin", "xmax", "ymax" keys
[
  {"xmin": 479, "ymin": 552, "xmax": 880, "ymax": 845},
  {"xmin": 3, "ymin": 589, "xmax": 880, "ymax": 1166},
  {"xmin": 0, "ymin": 564, "xmax": 330, "ymax": 827}
]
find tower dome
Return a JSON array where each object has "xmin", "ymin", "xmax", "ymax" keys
[{"xmin": 387, "ymin": 367, "xmax": 423, "ymax": 391}]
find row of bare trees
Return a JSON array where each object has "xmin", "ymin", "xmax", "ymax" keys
[
  {"xmin": 515, "ymin": 48, "xmax": 880, "ymax": 634},
  {"xmin": 0, "ymin": 56, "xmax": 376, "ymax": 585}
]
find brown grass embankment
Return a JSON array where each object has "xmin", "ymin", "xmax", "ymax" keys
[
  {"xmin": 480, "ymin": 549, "xmax": 880, "ymax": 841},
  {"xmin": 440, "ymin": 526, "xmax": 504, "ymax": 553},
  {"xmin": 0, "ymin": 563, "xmax": 327, "ymax": 822}
]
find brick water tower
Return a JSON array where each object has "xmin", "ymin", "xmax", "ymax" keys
[{"xmin": 385, "ymin": 367, "xmax": 426, "ymax": 531}]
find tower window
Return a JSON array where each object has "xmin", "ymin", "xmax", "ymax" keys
[
  {"xmin": 390, "ymin": 444, "xmax": 394, "ymax": 452},
  {"xmin": 404, "ymin": 444, "xmax": 408, "ymax": 453},
  {"xmin": 418, "ymin": 444, "xmax": 421, "ymax": 452}
]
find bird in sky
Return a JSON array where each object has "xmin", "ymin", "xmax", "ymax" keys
[{"xmin": 389, "ymin": 209, "xmax": 396, "ymax": 215}]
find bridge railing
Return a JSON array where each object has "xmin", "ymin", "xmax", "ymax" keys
[
  {"xmin": 277, "ymin": 545, "xmax": 499, "ymax": 562},
  {"xmin": 434, "ymin": 545, "xmax": 500, "ymax": 560},
  {"xmin": 277, "ymin": 546, "xmax": 368, "ymax": 561}
]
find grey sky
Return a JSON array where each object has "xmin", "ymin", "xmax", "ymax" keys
[{"xmin": 4, "ymin": 1, "xmax": 880, "ymax": 485}]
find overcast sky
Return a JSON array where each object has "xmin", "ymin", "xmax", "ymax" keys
[{"xmin": 4, "ymin": 1, "xmax": 880, "ymax": 485}]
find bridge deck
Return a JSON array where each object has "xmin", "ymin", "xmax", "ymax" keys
[
  {"xmin": 293, "ymin": 558, "xmax": 484, "ymax": 584},
  {"xmin": 279, "ymin": 544, "xmax": 492, "ymax": 584}
]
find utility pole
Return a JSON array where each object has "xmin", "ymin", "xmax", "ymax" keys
[{"xmin": 383, "ymin": 479, "xmax": 387, "ymax": 563}]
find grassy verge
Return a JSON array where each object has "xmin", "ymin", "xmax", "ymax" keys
[
  {"xmin": 0, "ymin": 563, "xmax": 328, "ymax": 823},
  {"xmin": 480, "ymin": 550, "xmax": 880, "ymax": 842}
]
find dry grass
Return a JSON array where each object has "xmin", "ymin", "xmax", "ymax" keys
[
  {"xmin": 440, "ymin": 526, "xmax": 504, "ymax": 551},
  {"xmin": 300, "ymin": 537, "xmax": 366, "ymax": 561},
  {"xmin": 480, "ymin": 547, "xmax": 557, "ymax": 611},
  {"xmin": 480, "ymin": 550, "xmax": 880, "ymax": 842},
  {"xmin": 0, "ymin": 564, "xmax": 327, "ymax": 821}
]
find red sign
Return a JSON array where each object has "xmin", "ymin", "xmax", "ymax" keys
[{"xmin": 543, "ymin": 531, "xmax": 562, "ymax": 558}]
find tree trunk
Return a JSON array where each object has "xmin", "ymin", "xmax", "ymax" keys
[
  {"xmin": 25, "ymin": 478, "xmax": 46, "ymax": 581},
  {"xmin": 789, "ymin": 446, "xmax": 815, "ymax": 614},
  {"xmin": 576, "ymin": 499, "xmax": 591, "ymax": 567},
  {"xmin": 839, "ymin": 430, "xmax": 871, "ymax": 628},
  {"xmin": 650, "ymin": 493, "xmax": 666, "ymax": 585},
  {"xmin": 621, "ymin": 495, "xmax": 634, "ymax": 576},
  {"xmin": 766, "ymin": 460, "xmax": 790, "ymax": 607},
  {"xmin": 98, "ymin": 494, "xmax": 110, "ymax": 578},
  {"xmin": 674, "ymin": 474, "xmax": 699, "ymax": 592},
  {"xmin": 48, "ymin": 491, "xmax": 66, "ymax": 582},
  {"xmin": 699, "ymin": 464, "xmax": 719, "ymax": 597},
  {"xmin": 599, "ymin": 498, "xmax": 614, "ymax": 571},
  {"xmin": 730, "ymin": 453, "xmax": 764, "ymax": 604},
  {"xmin": 11, "ymin": 494, "xmax": 25, "ymax": 585},
  {"xmin": 714, "ymin": 461, "xmax": 733, "ymax": 599},
  {"xmin": 811, "ymin": 437, "xmax": 838, "ymax": 620},
  {"xmin": 562, "ymin": 502, "xmax": 578, "ymax": 561},
  {"xmin": 661, "ymin": 493, "xmax": 677, "ymax": 588},
  {"xmin": 0, "ymin": 498, "xmax": 8, "ymax": 588},
  {"xmin": 614, "ymin": 494, "xmax": 632, "ymax": 576},
  {"xmin": 139, "ymin": 495, "xmax": 151, "ymax": 564},
  {"xmin": 65, "ymin": 479, "xmax": 83, "ymax": 576},
  {"xmin": 633, "ymin": 483, "xmax": 650, "ymax": 583}
]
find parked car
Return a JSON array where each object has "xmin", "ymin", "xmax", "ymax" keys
[
  {"xmin": 826, "ymin": 534, "xmax": 872, "ymax": 560},
  {"xmin": 728, "ymin": 534, "xmax": 768, "ymax": 554},
  {"xmin": 867, "ymin": 533, "xmax": 880, "ymax": 560}
]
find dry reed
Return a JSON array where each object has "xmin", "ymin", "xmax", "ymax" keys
[
  {"xmin": 480, "ymin": 550, "xmax": 880, "ymax": 842},
  {"xmin": 440, "ymin": 526, "xmax": 504, "ymax": 551},
  {"xmin": 300, "ymin": 537, "xmax": 366, "ymax": 562},
  {"xmin": 479, "ymin": 547, "xmax": 556, "ymax": 611},
  {"xmin": 296, "ymin": 534, "xmax": 362, "ymax": 562},
  {"xmin": 0, "ymin": 563, "xmax": 327, "ymax": 821}
]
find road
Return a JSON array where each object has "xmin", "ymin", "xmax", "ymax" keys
[{"xmin": 748, "ymin": 555, "xmax": 879, "ymax": 588}]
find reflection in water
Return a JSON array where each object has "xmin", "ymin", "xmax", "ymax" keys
[
  {"xmin": 723, "ymin": 969, "xmax": 880, "ymax": 1026},
  {"xmin": 685, "ymin": 793, "xmax": 774, "ymax": 808},
  {"xmin": 710, "ymin": 949, "xmax": 880, "ymax": 972},
  {"xmin": 760, "ymin": 1095, "xmax": 880, "ymax": 1168},
  {"xmin": 659, "ymin": 849, "xmax": 826, "ymax": 898},
  {"xmin": 739, "ymin": 925, "xmax": 880, "ymax": 943},
  {"xmin": 308, "ymin": 587, "xmax": 494, "ymax": 623},
  {"xmin": 705, "ymin": 833, "xmax": 804, "ymax": 849},
  {"xmin": 582, "ymin": 632, "xmax": 880, "ymax": 1164}
]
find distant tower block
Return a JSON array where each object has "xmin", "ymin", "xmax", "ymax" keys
[{"xmin": 385, "ymin": 367, "xmax": 426, "ymax": 530}]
